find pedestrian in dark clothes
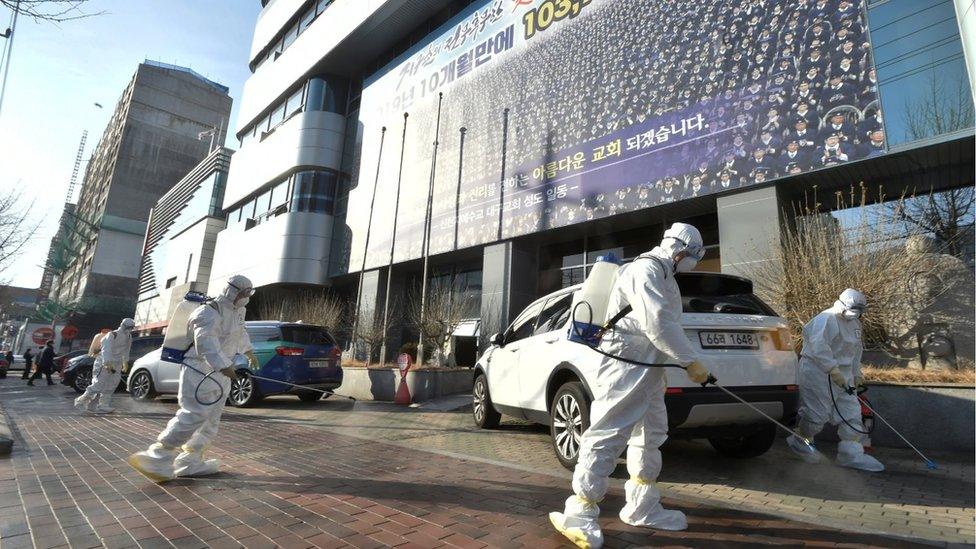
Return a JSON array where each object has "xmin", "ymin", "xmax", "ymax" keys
[
  {"xmin": 28, "ymin": 340, "xmax": 56, "ymax": 386},
  {"xmin": 21, "ymin": 347, "xmax": 34, "ymax": 379}
]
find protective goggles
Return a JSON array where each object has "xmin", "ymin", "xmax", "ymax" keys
[
  {"xmin": 670, "ymin": 237, "xmax": 706, "ymax": 261},
  {"xmin": 228, "ymin": 282, "xmax": 255, "ymax": 299}
]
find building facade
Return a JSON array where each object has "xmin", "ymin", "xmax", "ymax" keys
[
  {"xmin": 218, "ymin": 0, "xmax": 974, "ymax": 361},
  {"xmin": 52, "ymin": 61, "xmax": 232, "ymax": 338},
  {"xmin": 134, "ymin": 147, "xmax": 232, "ymax": 333}
]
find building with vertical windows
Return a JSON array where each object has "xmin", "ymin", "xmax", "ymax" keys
[
  {"xmin": 217, "ymin": 0, "xmax": 974, "ymax": 364},
  {"xmin": 134, "ymin": 147, "xmax": 233, "ymax": 333},
  {"xmin": 52, "ymin": 61, "xmax": 232, "ymax": 338}
]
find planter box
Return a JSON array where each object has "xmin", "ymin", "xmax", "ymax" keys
[
  {"xmin": 339, "ymin": 367, "xmax": 473, "ymax": 402},
  {"xmin": 819, "ymin": 382, "xmax": 975, "ymax": 453}
]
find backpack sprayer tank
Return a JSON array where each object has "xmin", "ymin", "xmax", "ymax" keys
[
  {"xmin": 160, "ymin": 291, "xmax": 209, "ymax": 363},
  {"xmin": 567, "ymin": 253, "xmax": 622, "ymax": 346}
]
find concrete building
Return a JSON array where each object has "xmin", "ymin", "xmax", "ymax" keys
[
  {"xmin": 52, "ymin": 61, "xmax": 232, "ymax": 338},
  {"xmin": 216, "ymin": 0, "xmax": 974, "ymax": 363},
  {"xmin": 134, "ymin": 147, "xmax": 232, "ymax": 333}
]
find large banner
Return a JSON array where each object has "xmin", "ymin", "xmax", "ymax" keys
[{"xmin": 337, "ymin": 0, "xmax": 885, "ymax": 273}]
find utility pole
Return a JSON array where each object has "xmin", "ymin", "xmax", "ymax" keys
[
  {"xmin": 349, "ymin": 126, "xmax": 387, "ymax": 362},
  {"xmin": 417, "ymin": 92, "xmax": 444, "ymax": 368},
  {"xmin": 378, "ymin": 113, "xmax": 409, "ymax": 365},
  {"xmin": 0, "ymin": 0, "xmax": 21, "ymax": 120}
]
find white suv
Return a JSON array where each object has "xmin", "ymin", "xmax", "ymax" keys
[{"xmin": 472, "ymin": 272, "xmax": 799, "ymax": 469}]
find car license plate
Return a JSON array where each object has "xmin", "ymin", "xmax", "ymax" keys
[
  {"xmin": 308, "ymin": 360, "xmax": 330, "ymax": 368},
  {"xmin": 698, "ymin": 331, "xmax": 759, "ymax": 349}
]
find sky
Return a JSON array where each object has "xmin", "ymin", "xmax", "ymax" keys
[{"xmin": 0, "ymin": 0, "xmax": 262, "ymax": 289}]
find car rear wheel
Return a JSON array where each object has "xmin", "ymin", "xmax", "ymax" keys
[
  {"xmin": 128, "ymin": 370, "xmax": 157, "ymax": 401},
  {"xmin": 551, "ymin": 381, "xmax": 590, "ymax": 470},
  {"xmin": 708, "ymin": 424, "xmax": 777, "ymax": 459},
  {"xmin": 472, "ymin": 374, "xmax": 501, "ymax": 429},
  {"xmin": 297, "ymin": 390, "xmax": 324, "ymax": 402},
  {"xmin": 72, "ymin": 367, "xmax": 93, "ymax": 394},
  {"xmin": 228, "ymin": 371, "xmax": 262, "ymax": 407}
]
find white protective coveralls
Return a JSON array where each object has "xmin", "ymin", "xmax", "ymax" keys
[
  {"xmin": 75, "ymin": 319, "xmax": 134, "ymax": 413},
  {"xmin": 127, "ymin": 276, "xmax": 254, "ymax": 482},
  {"xmin": 550, "ymin": 223, "xmax": 710, "ymax": 548},
  {"xmin": 787, "ymin": 289, "xmax": 884, "ymax": 472}
]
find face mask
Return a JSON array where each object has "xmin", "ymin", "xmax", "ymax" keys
[
  {"xmin": 235, "ymin": 296, "xmax": 251, "ymax": 308},
  {"xmin": 842, "ymin": 309, "xmax": 861, "ymax": 320},
  {"xmin": 675, "ymin": 255, "xmax": 699, "ymax": 273}
]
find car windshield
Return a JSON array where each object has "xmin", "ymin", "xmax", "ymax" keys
[
  {"xmin": 675, "ymin": 273, "xmax": 777, "ymax": 316},
  {"xmin": 281, "ymin": 325, "xmax": 335, "ymax": 346}
]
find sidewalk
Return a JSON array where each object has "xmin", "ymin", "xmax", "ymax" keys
[{"xmin": 0, "ymin": 379, "xmax": 941, "ymax": 548}]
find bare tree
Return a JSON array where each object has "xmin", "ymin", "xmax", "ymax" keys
[
  {"xmin": 746, "ymin": 184, "xmax": 945, "ymax": 356},
  {"xmin": 888, "ymin": 73, "xmax": 976, "ymax": 260},
  {"xmin": 0, "ymin": 188, "xmax": 40, "ymax": 279},
  {"xmin": 903, "ymin": 73, "xmax": 975, "ymax": 141},
  {"xmin": 256, "ymin": 289, "xmax": 349, "ymax": 338},
  {"xmin": 406, "ymin": 279, "xmax": 474, "ymax": 367},
  {"xmin": 889, "ymin": 188, "xmax": 974, "ymax": 261},
  {"xmin": 354, "ymin": 297, "xmax": 401, "ymax": 367},
  {"xmin": 1, "ymin": 1, "xmax": 101, "ymax": 23}
]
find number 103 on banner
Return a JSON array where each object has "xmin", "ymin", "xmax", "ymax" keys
[{"xmin": 522, "ymin": 0, "xmax": 593, "ymax": 40}]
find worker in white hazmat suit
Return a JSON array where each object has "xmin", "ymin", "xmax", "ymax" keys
[
  {"xmin": 550, "ymin": 223, "xmax": 713, "ymax": 549},
  {"xmin": 74, "ymin": 319, "xmax": 135, "ymax": 414},
  {"xmin": 786, "ymin": 288, "xmax": 883, "ymax": 472},
  {"xmin": 128, "ymin": 275, "xmax": 259, "ymax": 482}
]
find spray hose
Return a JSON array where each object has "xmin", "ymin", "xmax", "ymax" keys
[
  {"xmin": 568, "ymin": 301, "xmax": 812, "ymax": 446},
  {"xmin": 179, "ymin": 361, "xmax": 227, "ymax": 406},
  {"xmin": 180, "ymin": 361, "xmax": 357, "ymax": 405},
  {"xmin": 827, "ymin": 376, "xmax": 873, "ymax": 435}
]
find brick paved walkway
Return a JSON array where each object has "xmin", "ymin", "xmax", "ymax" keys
[
  {"xmin": 235, "ymin": 395, "xmax": 976, "ymax": 545},
  {"xmin": 0, "ymin": 379, "xmax": 958, "ymax": 548}
]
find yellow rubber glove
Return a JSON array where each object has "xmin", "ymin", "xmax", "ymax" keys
[
  {"xmin": 245, "ymin": 350, "xmax": 259, "ymax": 371},
  {"xmin": 828, "ymin": 367, "xmax": 848, "ymax": 389},
  {"xmin": 105, "ymin": 362, "xmax": 118, "ymax": 374},
  {"xmin": 854, "ymin": 373, "xmax": 864, "ymax": 390},
  {"xmin": 686, "ymin": 361, "xmax": 711, "ymax": 384},
  {"xmin": 220, "ymin": 367, "xmax": 238, "ymax": 381}
]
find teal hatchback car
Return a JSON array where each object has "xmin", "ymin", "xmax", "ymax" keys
[{"xmin": 128, "ymin": 321, "xmax": 343, "ymax": 407}]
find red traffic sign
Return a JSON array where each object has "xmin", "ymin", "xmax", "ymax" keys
[
  {"xmin": 61, "ymin": 325, "xmax": 79, "ymax": 340},
  {"xmin": 31, "ymin": 327, "xmax": 54, "ymax": 345}
]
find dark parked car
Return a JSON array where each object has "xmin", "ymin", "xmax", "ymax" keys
[
  {"xmin": 54, "ymin": 350, "xmax": 87, "ymax": 373},
  {"xmin": 62, "ymin": 335, "xmax": 164, "ymax": 393}
]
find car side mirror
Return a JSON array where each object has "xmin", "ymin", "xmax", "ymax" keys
[{"xmin": 489, "ymin": 332, "xmax": 505, "ymax": 347}]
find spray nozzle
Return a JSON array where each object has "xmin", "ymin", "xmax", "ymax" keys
[
  {"xmin": 925, "ymin": 460, "xmax": 938, "ymax": 470},
  {"xmin": 702, "ymin": 374, "xmax": 718, "ymax": 387}
]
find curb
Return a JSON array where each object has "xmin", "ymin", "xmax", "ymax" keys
[{"xmin": 0, "ymin": 404, "xmax": 12, "ymax": 456}]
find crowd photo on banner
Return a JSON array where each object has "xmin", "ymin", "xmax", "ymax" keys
[{"xmin": 346, "ymin": 0, "xmax": 885, "ymax": 273}]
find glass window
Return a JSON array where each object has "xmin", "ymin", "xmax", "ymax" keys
[
  {"xmin": 282, "ymin": 23, "xmax": 299, "ymax": 50},
  {"xmin": 256, "ymin": 188, "xmax": 273, "ymax": 218},
  {"xmin": 869, "ymin": 0, "xmax": 973, "ymax": 145},
  {"xmin": 243, "ymin": 198, "xmax": 257, "ymax": 220},
  {"xmin": 246, "ymin": 326, "xmax": 281, "ymax": 343},
  {"xmin": 300, "ymin": 5, "xmax": 317, "ymax": 32},
  {"xmin": 270, "ymin": 179, "xmax": 289, "ymax": 212},
  {"xmin": 506, "ymin": 302, "xmax": 544, "ymax": 344},
  {"xmin": 290, "ymin": 171, "xmax": 338, "ymax": 214},
  {"xmin": 284, "ymin": 87, "xmax": 304, "ymax": 118},
  {"xmin": 534, "ymin": 293, "xmax": 574, "ymax": 335},
  {"xmin": 227, "ymin": 207, "xmax": 241, "ymax": 226},
  {"xmin": 269, "ymin": 102, "xmax": 287, "ymax": 129},
  {"xmin": 306, "ymin": 76, "xmax": 348, "ymax": 114},
  {"xmin": 316, "ymin": 0, "xmax": 332, "ymax": 15}
]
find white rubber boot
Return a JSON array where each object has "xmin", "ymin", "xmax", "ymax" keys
[
  {"xmin": 837, "ymin": 440, "xmax": 884, "ymax": 472},
  {"xmin": 173, "ymin": 449, "xmax": 220, "ymax": 477},
  {"xmin": 127, "ymin": 443, "xmax": 178, "ymax": 483},
  {"xmin": 550, "ymin": 496, "xmax": 603, "ymax": 548}
]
